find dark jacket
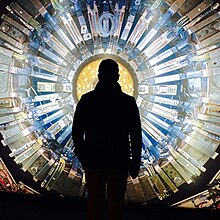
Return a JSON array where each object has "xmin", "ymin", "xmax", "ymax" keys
[{"xmin": 72, "ymin": 81, "xmax": 142, "ymax": 172}]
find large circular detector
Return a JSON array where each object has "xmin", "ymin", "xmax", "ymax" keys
[{"xmin": 0, "ymin": 0, "xmax": 219, "ymax": 203}]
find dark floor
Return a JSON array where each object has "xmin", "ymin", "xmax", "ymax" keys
[{"xmin": 0, "ymin": 192, "xmax": 219, "ymax": 220}]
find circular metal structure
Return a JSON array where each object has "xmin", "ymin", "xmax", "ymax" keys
[
  {"xmin": 0, "ymin": 0, "xmax": 219, "ymax": 204},
  {"xmin": 98, "ymin": 12, "xmax": 116, "ymax": 37}
]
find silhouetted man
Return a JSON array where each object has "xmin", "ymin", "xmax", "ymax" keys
[{"xmin": 72, "ymin": 59, "xmax": 142, "ymax": 220}]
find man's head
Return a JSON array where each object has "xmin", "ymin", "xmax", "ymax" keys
[{"xmin": 98, "ymin": 59, "xmax": 119, "ymax": 83}]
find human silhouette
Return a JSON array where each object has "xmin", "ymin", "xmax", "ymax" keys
[{"xmin": 72, "ymin": 59, "xmax": 142, "ymax": 220}]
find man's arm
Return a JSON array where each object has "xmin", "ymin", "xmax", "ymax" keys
[
  {"xmin": 129, "ymin": 97, "xmax": 142, "ymax": 179},
  {"xmin": 72, "ymin": 95, "xmax": 86, "ymax": 164}
]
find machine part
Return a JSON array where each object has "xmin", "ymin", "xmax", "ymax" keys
[
  {"xmin": 146, "ymin": 166, "xmax": 170, "ymax": 200},
  {"xmin": 21, "ymin": 148, "xmax": 45, "ymax": 172},
  {"xmin": 60, "ymin": 165, "xmax": 83, "ymax": 198},
  {"xmin": 0, "ymin": 21, "xmax": 27, "ymax": 43},
  {"xmin": 34, "ymin": 157, "xmax": 55, "ymax": 182},
  {"xmin": 28, "ymin": 150, "xmax": 51, "ymax": 177},
  {"xmin": 1, "ymin": 14, "xmax": 30, "ymax": 36},
  {"xmin": 45, "ymin": 157, "xmax": 65, "ymax": 190},
  {"xmin": 14, "ymin": 139, "xmax": 43, "ymax": 164},
  {"xmin": 131, "ymin": 176, "xmax": 147, "ymax": 203},
  {"xmin": 154, "ymin": 164, "xmax": 179, "ymax": 193},
  {"xmin": 161, "ymin": 157, "xmax": 185, "ymax": 187},
  {"xmin": 127, "ymin": 176, "xmax": 139, "ymax": 202},
  {"xmin": 52, "ymin": 162, "xmax": 72, "ymax": 193},
  {"xmin": 139, "ymin": 172, "xmax": 157, "ymax": 200},
  {"xmin": 98, "ymin": 12, "xmax": 116, "ymax": 37}
]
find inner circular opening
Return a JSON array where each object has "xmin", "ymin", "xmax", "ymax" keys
[{"xmin": 73, "ymin": 55, "xmax": 138, "ymax": 101}]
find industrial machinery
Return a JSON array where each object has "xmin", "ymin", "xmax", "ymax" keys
[{"xmin": 0, "ymin": 0, "xmax": 219, "ymax": 204}]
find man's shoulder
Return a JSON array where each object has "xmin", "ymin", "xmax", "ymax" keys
[
  {"xmin": 80, "ymin": 90, "xmax": 96, "ymax": 99},
  {"xmin": 121, "ymin": 92, "xmax": 136, "ymax": 102}
]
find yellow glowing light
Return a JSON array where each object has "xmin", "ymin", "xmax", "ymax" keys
[{"xmin": 76, "ymin": 59, "xmax": 134, "ymax": 100}]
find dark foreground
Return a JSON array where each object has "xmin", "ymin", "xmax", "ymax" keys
[{"xmin": 0, "ymin": 192, "xmax": 219, "ymax": 220}]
